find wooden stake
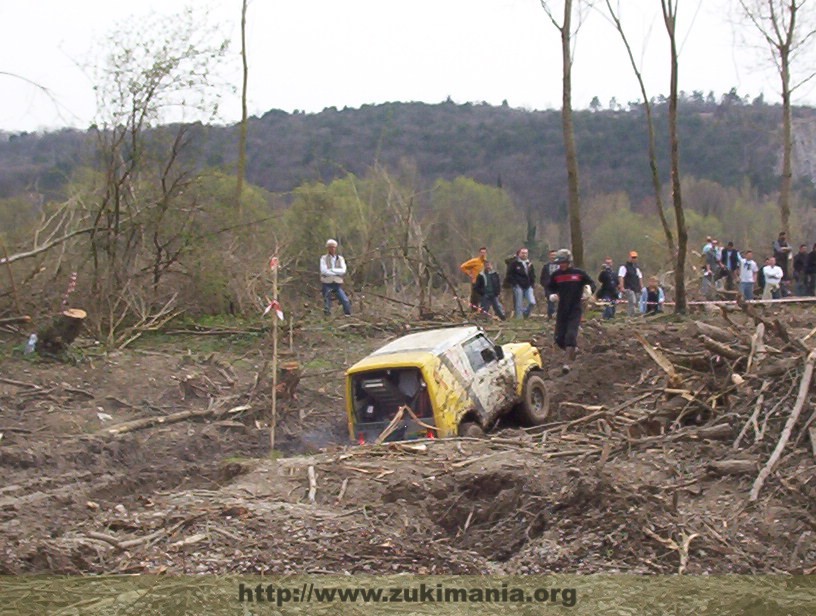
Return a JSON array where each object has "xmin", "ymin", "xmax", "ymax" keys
[
  {"xmin": 270, "ymin": 257, "xmax": 279, "ymax": 452},
  {"xmin": 747, "ymin": 323, "xmax": 766, "ymax": 373},
  {"xmin": 750, "ymin": 350, "xmax": 816, "ymax": 501},
  {"xmin": 307, "ymin": 465, "xmax": 317, "ymax": 503}
]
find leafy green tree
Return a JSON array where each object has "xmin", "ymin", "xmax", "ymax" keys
[{"xmin": 428, "ymin": 177, "xmax": 526, "ymax": 274}]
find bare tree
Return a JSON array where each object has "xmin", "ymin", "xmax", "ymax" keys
[
  {"xmin": 539, "ymin": 0, "xmax": 589, "ymax": 267},
  {"xmin": 661, "ymin": 0, "xmax": 689, "ymax": 313},
  {"xmin": 602, "ymin": 1, "xmax": 676, "ymax": 263},
  {"xmin": 735, "ymin": 0, "xmax": 816, "ymax": 234},
  {"xmin": 86, "ymin": 7, "xmax": 230, "ymax": 343},
  {"xmin": 236, "ymin": 0, "xmax": 249, "ymax": 218}
]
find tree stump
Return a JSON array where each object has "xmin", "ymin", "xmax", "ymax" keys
[
  {"xmin": 37, "ymin": 308, "xmax": 87, "ymax": 354},
  {"xmin": 275, "ymin": 361, "xmax": 301, "ymax": 400}
]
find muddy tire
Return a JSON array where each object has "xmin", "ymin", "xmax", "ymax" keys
[
  {"xmin": 458, "ymin": 421, "xmax": 485, "ymax": 438},
  {"xmin": 518, "ymin": 373, "xmax": 549, "ymax": 426}
]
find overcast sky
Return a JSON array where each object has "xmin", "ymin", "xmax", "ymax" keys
[{"xmin": 1, "ymin": 0, "xmax": 812, "ymax": 133}]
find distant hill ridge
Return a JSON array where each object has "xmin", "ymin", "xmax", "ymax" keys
[{"xmin": 2, "ymin": 98, "xmax": 815, "ymax": 217}]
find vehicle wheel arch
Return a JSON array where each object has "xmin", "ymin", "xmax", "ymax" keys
[
  {"xmin": 516, "ymin": 370, "xmax": 549, "ymax": 426},
  {"xmin": 457, "ymin": 410, "xmax": 485, "ymax": 438}
]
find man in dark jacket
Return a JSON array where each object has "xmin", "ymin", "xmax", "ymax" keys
[
  {"xmin": 617, "ymin": 251, "xmax": 643, "ymax": 316},
  {"xmin": 806, "ymin": 243, "xmax": 816, "ymax": 296},
  {"xmin": 720, "ymin": 241, "xmax": 740, "ymax": 291},
  {"xmin": 547, "ymin": 249, "xmax": 596, "ymax": 374},
  {"xmin": 757, "ymin": 256, "xmax": 769, "ymax": 294},
  {"xmin": 772, "ymin": 232, "xmax": 792, "ymax": 277},
  {"xmin": 474, "ymin": 261, "xmax": 506, "ymax": 320},
  {"xmin": 506, "ymin": 247, "xmax": 536, "ymax": 318},
  {"xmin": 597, "ymin": 256, "xmax": 618, "ymax": 320},
  {"xmin": 540, "ymin": 250, "xmax": 559, "ymax": 320},
  {"xmin": 793, "ymin": 244, "xmax": 809, "ymax": 296}
]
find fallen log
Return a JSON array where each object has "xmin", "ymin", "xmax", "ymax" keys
[
  {"xmin": 707, "ymin": 459, "xmax": 757, "ymax": 476},
  {"xmin": 741, "ymin": 302, "xmax": 809, "ymax": 354},
  {"xmin": 694, "ymin": 321, "xmax": 745, "ymax": 345},
  {"xmin": 0, "ymin": 315, "xmax": 31, "ymax": 326},
  {"xmin": 695, "ymin": 423, "xmax": 733, "ymax": 440},
  {"xmin": 699, "ymin": 335, "xmax": 747, "ymax": 361},
  {"xmin": 98, "ymin": 403, "xmax": 252, "ymax": 436},
  {"xmin": 755, "ymin": 356, "xmax": 799, "ymax": 379},
  {"xmin": 635, "ymin": 333, "xmax": 683, "ymax": 388},
  {"xmin": 750, "ymin": 350, "xmax": 816, "ymax": 501}
]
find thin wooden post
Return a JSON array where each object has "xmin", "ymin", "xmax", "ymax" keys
[{"xmin": 270, "ymin": 259, "xmax": 279, "ymax": 452}]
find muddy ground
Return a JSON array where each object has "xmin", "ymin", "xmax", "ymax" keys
[{"xmin": 1, "ymin": 305, "xmax": 815, "ymax": 575}]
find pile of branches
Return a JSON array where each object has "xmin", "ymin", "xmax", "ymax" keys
[{"xmin": 610, "ymin": 304, "xmax": 816, "ymax": 502}]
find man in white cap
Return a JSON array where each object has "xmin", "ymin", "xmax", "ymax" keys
[{"xmin": 320, "ymin": 239, "xmax": 351, "ymax": 316}]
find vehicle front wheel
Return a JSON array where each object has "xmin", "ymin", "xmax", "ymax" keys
[
  {"xmin": 518, "ymin": 373, "xmax": 549, "ymax": 426},
  {"xmin": 458, "ymin": 421, "xmax": 485, "ymax": 438}
]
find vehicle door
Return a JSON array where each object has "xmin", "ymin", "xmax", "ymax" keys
[{"xmin": 460, "ymin": 333, "xmax": 516, "ymax": 421}]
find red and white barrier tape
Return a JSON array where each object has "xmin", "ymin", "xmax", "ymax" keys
[{"xmin": 593, "ymin": 296, "xmax": 816, "ymax": 307}]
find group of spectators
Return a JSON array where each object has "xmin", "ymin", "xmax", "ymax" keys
[
  {"xmin": 462, "ymin": 247, "xmax": 594, "ymax": 372},
  {"xmin": 318, "ymin": 233, "xmax": 816, "ymax": 321},
  {"xmin": 318, "ymin": 235, "xmax": 814, "ymax": 375},
  {"xmin": 460, "ymin": 246, "xmax": 665, "ymax": 322},
  {"xmin": 701, "ymin": 231, "xmax": 816, "ymax": 301}
]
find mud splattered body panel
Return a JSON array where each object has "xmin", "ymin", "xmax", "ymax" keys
[{"xmin": 346, "ymin": 326, "xmax": 543, "ymax": 442}]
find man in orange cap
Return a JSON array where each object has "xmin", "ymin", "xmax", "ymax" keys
[{"xmin": 618, "ymin": 250, "xmax": 643, "ymax": 316}]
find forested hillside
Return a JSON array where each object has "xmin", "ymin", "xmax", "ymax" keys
[
  {"xmin": 4, "ymin": 94, "xmax": 816, "ymax": 322},
  {"xmin": 2, "ymin": 95, "xmax": 813, "ymax": 221}
]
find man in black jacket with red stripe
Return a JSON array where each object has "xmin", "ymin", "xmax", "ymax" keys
[{"xmin": 547, "ymin": 249, "xmax": 595, "ymax": 374}]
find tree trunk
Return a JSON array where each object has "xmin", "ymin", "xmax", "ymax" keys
[
  {"xmin": 780, "ymin": 46, "xmax": 792, "ymax": 234},
  {"xmin": 38, "ymin": 308, "xmax": 87, "ymax": 354},
  {"xmin": 236, "ymin": 0, "xmax": 249, "ymax": 219},
  {"xmin": 662, "ymin": 1, "xmax": 688, "ymax": 314},
  {"xmin": 560, "ymin": 0, "xmax": 585, "ymax": 268},
  {"xmin": 276, "ymin": 360, "xmax": 301, "ymax": 400}
]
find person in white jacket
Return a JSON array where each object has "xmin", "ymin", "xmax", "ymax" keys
[
  {"xmin": 762, "ymin": 256, "xmax": 784, "ymax": 300},
  {"xmin": 320, "ymin": 239, "xmax": 352, "ymax": 316},
  {"xmin": 639, "ymin": 276, "xmax": 665, "ymax": 315}
]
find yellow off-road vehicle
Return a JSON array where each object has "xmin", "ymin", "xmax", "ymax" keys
[{"xmin": 345, "ymin": 326, "xmax": 546, "ymax": 443}]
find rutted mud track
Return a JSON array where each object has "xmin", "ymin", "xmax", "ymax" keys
[{"xmin": 1, "ymin": 312, "xmax": 815, "ymax": 575}]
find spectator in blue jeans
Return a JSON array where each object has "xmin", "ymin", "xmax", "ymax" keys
[
  {"xmin": 596, "ymin": 257, "xmax": 618, "ymax": 319},
  {"xmin": 320, "ymin": 239, "xmax": 352, "ymax": 316},
  {"xmin": 505, "ymin": 247, "xmax": 537, "ymax": 318},
  {"xmin": 738, "ymin": 250, "xmax": 759, "ymax": 301}
]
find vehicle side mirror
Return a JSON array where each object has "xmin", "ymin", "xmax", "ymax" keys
[
  {"xmin": 481, "ymin": 348, "xmax": 496, "ymax": 362},
  {"xmin": 494, "ymin": 345, "xmax": 505, "ymax": 361}
]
